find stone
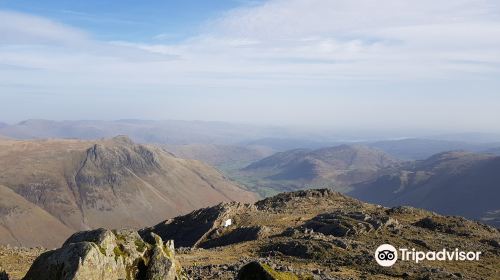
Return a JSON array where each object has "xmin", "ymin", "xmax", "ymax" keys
[
  {"xmin": 144, "ymin": 233, "xmax": 178, "ymax": 280},
  {"xmin": 22, "ymin": 228, "xmax": 189, "ymax": 280},
  {"xmin": 301, "ymin": 210, "xmax": 400, "ymax": 237}
]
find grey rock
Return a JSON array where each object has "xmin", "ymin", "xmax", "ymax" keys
[{"xmin": 23, "ymin": 228, "xmax": 188, "ymax": 280}]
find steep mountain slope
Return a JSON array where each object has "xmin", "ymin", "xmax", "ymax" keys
[
  {"xmin": 0, "ymin": 136, "xmax": 256, "ymax": 247},
  {"xmin": 0, "ymin": 185, "xmax": 74, "ymax": 248},
  {"xmin": 235, "ymin": 145, "xmax": 398, "ymax": 196},
  {"xmin": 349, "ymin": 151, "xmax": 500, "ymax": 227}
]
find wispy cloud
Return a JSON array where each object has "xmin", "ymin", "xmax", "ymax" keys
[
  {"xmin": 0, "ymin": 10, "xmax": 88, "ymax": 45},
  {"xmin": 0, "ymin": 1, "xmax": 499, "ymax": 129}
]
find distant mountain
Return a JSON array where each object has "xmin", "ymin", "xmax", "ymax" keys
[
  {"xmin": 241, "ymin": 137, "xmax": 341, "ymax": 151},
  {"xmin": 236, "ymin": 145, "xmax": 398, "ymax": 196},
  {"xmin": 0, "ymin": 136, "xmax": 256, "ymax": 247},
  {"xmin": 484, "ymin": 147, "xmax": 500, "ymax": 155},
  {"xmin": 0, "ymin": 119, "xmax": 290, "ymax": 145},
  {"xmin": 163, "ymin": 144, "xmax": 274, "ymax": 168},
  {"xmin": 367, "ymin": 138, "xmax": 500, "ymax": 160},
  {"xmin": 428, "ymin": 132, "xmax": 500, "ymax": 143},
  {"xmin": 349, "ymin": 151, "xmax": 500, "ymax": 227}
]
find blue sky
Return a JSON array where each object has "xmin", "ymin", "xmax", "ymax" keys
[
  {"xmin": 0, "ymin": 0, "xmax": 256, "ymax": 42},
  {"xmin": 0, "ymin": 0, "xmax": 499, "ymax": 133}
]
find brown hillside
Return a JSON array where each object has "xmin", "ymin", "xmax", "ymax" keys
[{"xmin": 0, "ymin": 136, "xmax": 256, "ymax": 248}]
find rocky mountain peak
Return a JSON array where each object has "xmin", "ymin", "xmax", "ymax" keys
[{"xmin": 110, "ymin": 135, "xmax": 134, "ymax": 145}]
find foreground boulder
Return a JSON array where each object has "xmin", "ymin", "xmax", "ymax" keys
[{"xmin": 23, "ymin": 228, "xmax": 189, "ymax": 280}]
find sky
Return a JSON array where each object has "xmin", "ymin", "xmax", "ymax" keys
[{"xmin": 0, "ymin": 0, "xmax": 499, "ymax": 133}]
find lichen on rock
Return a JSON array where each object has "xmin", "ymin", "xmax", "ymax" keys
[{"xmin": 22, "ymin": 228, "xmax": 189, "ymax": 280}]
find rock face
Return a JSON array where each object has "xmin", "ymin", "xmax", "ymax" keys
[
  {"xmin": 23, "ymin": 228, "xmax": 189, "ymax": 280},
  {"xmin": 140, "ymin": 202, "xmax": 258, "ymax": 248}
]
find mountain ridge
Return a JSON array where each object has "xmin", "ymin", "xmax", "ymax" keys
[
  {"xmin": 236, "ymin": 144, "xmax": 398, "ymax": 196},
  {"xmin": 0, "ymin": 136, "xmax": 256, "ymax": 247},
  {"xmin": 349, "ymin": 151, "xmax": 500, "ymax": 227}
]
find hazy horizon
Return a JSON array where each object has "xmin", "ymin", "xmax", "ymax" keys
[
  {"xmin": 2, "ymin": 118, "xmax": 500, "ymax": 143},
  {"xmin": 1, "ymin": 0, "xmax": 500, "ymax": 133}
]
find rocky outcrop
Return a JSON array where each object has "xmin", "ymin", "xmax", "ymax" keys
[
  {"xmin": 141, "ymin": 202, "xmax": 257, "ymax": 248},
  {"xmin": 301, "ymin": 210, "xmax": 400, "ymax": 237},
  {"xmin": 255, "ymin": 189, "xmax": 337, "ymax": 211},
  {"xmin": 23, "ymin": 228, "xmax": 189, "ymax": 280},
  {"xmin": 143, "ymin": 234, "xmax": 185, "ymax": 280},
  {"xmin": 414, "ymin": 215, "xmax": 498, "ymax": 237}
]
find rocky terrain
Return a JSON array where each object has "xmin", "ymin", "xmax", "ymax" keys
[
  {"xmin": 0, "ymin": 189, "xmax": 499, "ymax": 279},
  {"xmin": 0, "ymin": 136, "xmax": 256, "ymax": 248},
  {"xmin": 350, "ymin": 151, "xmax": 500, "ymax": 227},
  {"xmin": 234, "ymin": 145, "xmax": 398, "ymax": 196}
]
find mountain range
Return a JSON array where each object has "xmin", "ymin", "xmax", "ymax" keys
[
  {"xmin": 349, "ymin": 151, "xmax": 500, "ymax": 227},
  {"xmin": 2, "ymin": 120, "xmax": 500, "ymax": 171},
  {"xmin": 229, "ymin": 143, "xmax": 500, "ymax": 227},
  {"xmin": 366, "ymin": 138, "xmax": 500, "ymax": 160},
  {"xmin": 0, "ymin": 119, "xmax": 291, "ymax": 145},
  {"xmin": 0, "ymin": 136, "xmax": 255, "ymax": 248},
  {"xmin": 234, "ymin": 145, "xmax": 398, "ymax": 196}
]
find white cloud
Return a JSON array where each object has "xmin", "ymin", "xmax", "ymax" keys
[
  {"xmin": 0, "ymin": 1, "xmax": 500, "ymax": 129},
  {"xmin": 0, "ymin": 10, "xmax": 89, "ymax": 45},
  {"xmin": 2, "ymin": 1, "xmax": 500, "ymax": 85}
]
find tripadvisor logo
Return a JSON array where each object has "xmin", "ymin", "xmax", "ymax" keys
[{"xmin": 374, "ymin": 244, "xmax": 482, "ymax": 267}]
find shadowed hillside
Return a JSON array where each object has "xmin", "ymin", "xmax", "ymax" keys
[{"xmin": 350, "ymin": 151, "xmax": 500, "ymax": 227}]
